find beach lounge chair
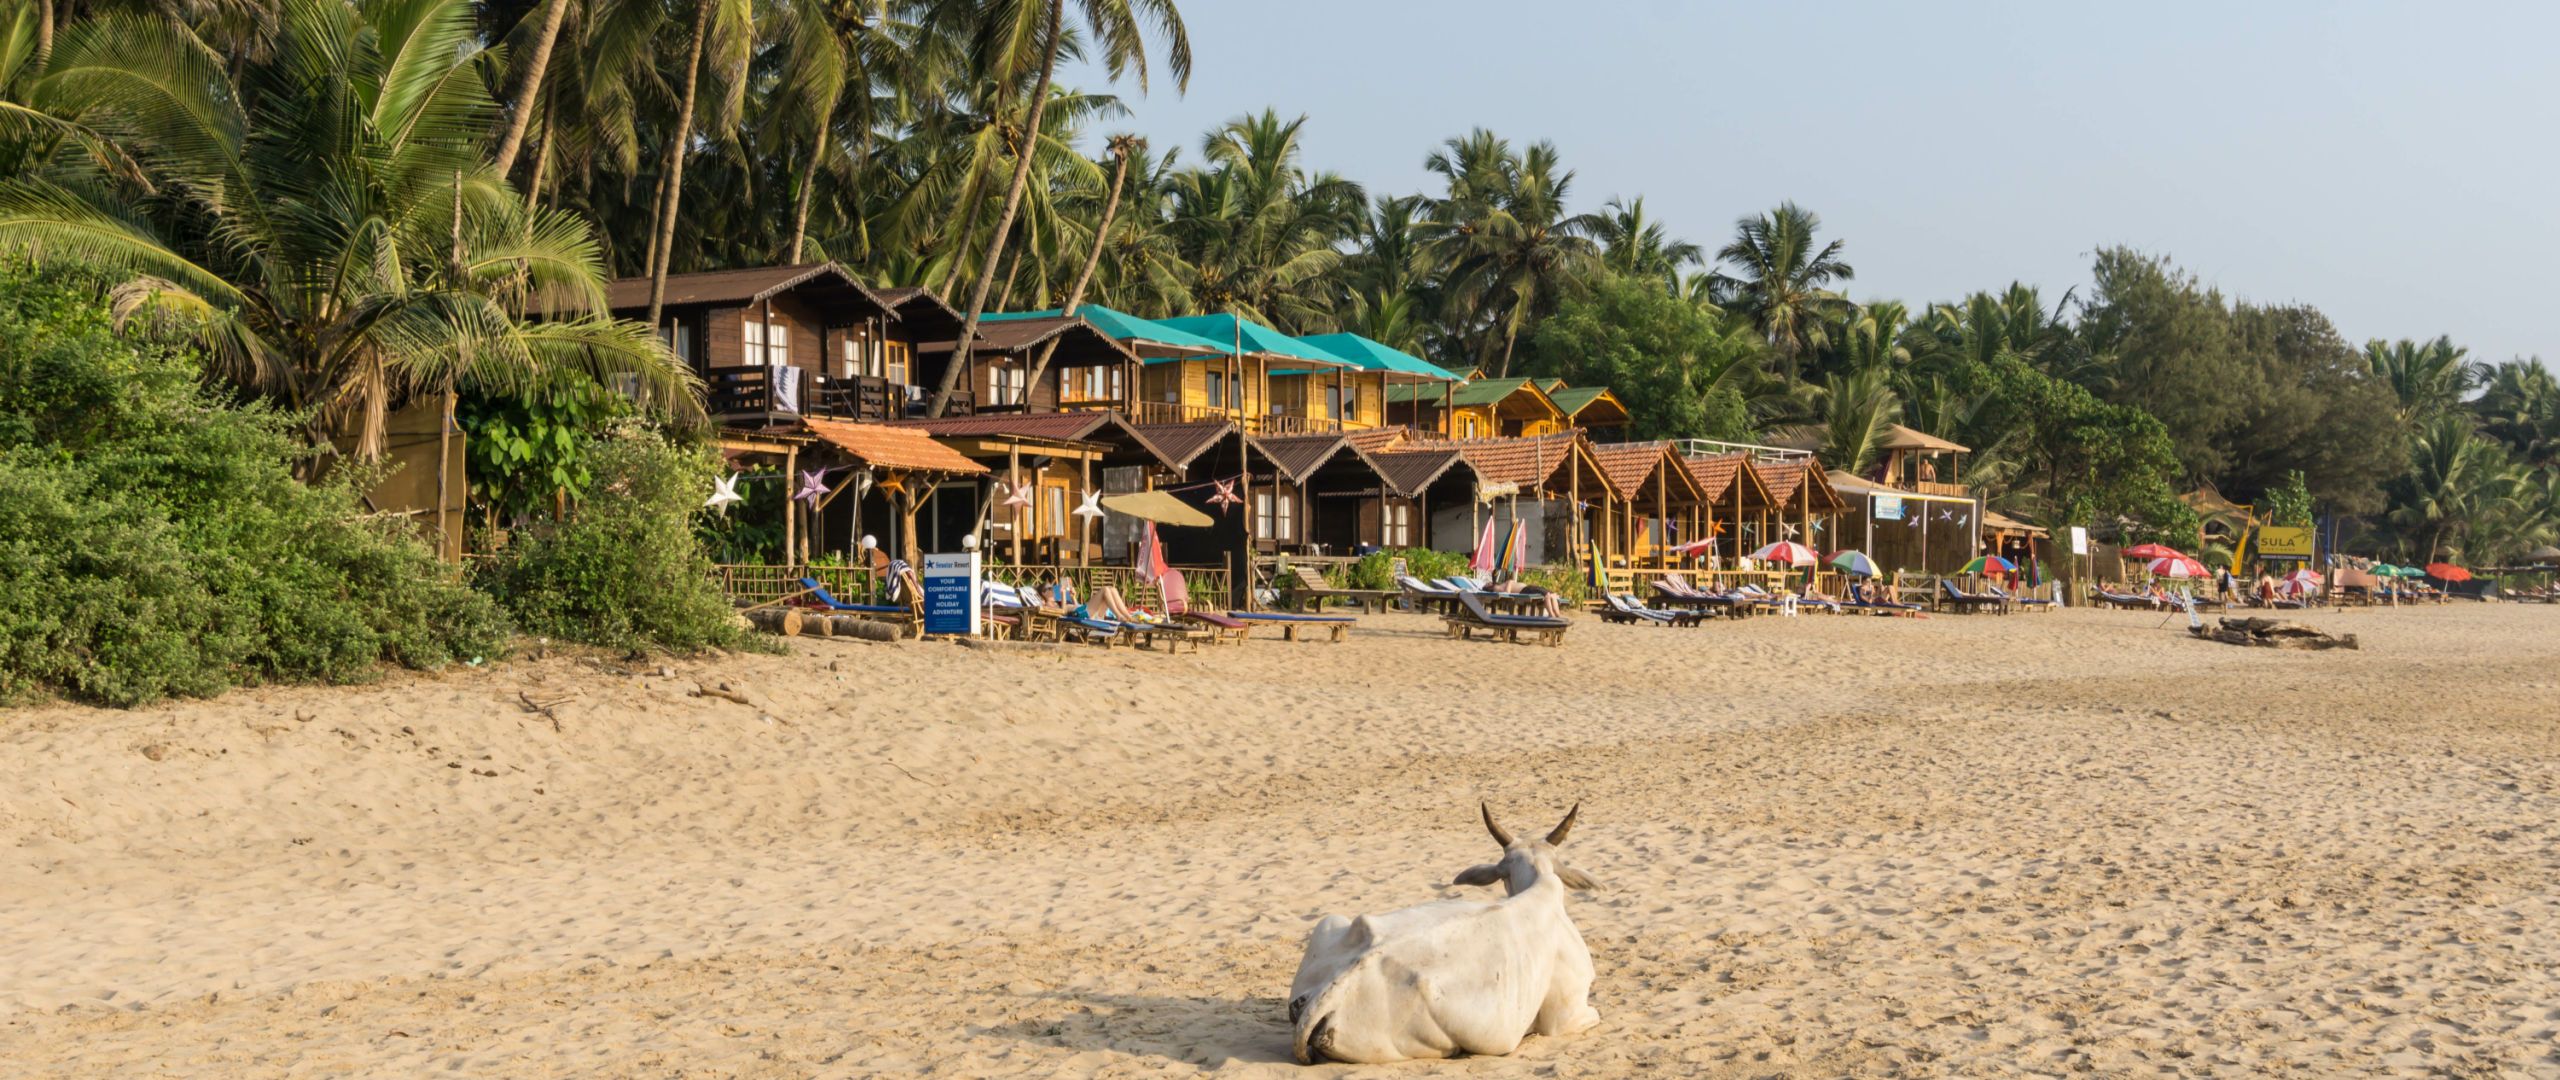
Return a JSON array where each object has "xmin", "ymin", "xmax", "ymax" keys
[
  {"xmin": 984, "ymin": 581, "xmax": 1064, "ymax": 642},
  {"xmin": 1939, "ymin": 579, "xmax": 2008, "ymax": 614},
  {"xmin": 1843, "ymin": 582, "xmax": 1922, "ymax": 616},
  {"xmin": 1396, "ymin": 574, "xmax": 1462, "ymax": 614},
  {"xmin": 1284, "ymin": 565, "xmax": 1394, "ymax": 613},
  {"xmin": 2090, "ymin": 585, "xmax": 2156, "ymax": 610},
  {"xmin": 1228, "ymin": 611, "xmax": 1357, "ymax": 642},
  {"xmin": 1150, "ymin": 571, "xmax": 1251, "ymax": 645},
  {"xmin": 1090, "ymin": 584, "xmax": 1208, "ymax": 653},
  {"xmin": 1443, "ymin": 591, "xmax": 1571, "ymax": 646},
  {"xmin": 792, "ymin": 575, "xmax": 922, "ymax": 636},
  {"xmin": 1600, "ymin": 593, "xmax": 1702, "ymax": 626},
  {"xmin": 1984, "ymin": 582, "xmax": 2055, "ymax": 613}
]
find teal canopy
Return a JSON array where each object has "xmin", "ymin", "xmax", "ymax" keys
[
  {"xmin": 1295, "ymin": 333, "xmax": 1456, "ymax": 380},
  {"xmin": 1156, "ymin": 314, "xmax": 1347, "ymax": 368},
  {"xmin": 983, "ymin": 305, "xmax": 1229, "ymax": 360}
]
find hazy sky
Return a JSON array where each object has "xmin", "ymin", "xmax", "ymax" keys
[{"xmin": 1063, "ymin": 1, "xmax": 2558, "ymax": 364}]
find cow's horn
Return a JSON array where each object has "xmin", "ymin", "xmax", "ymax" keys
[
  {"xmin": 1546, "ymin": 802, "xmax": 1580, "ymax": 845},
  {"xmin": 1481, "ymin": 802, "xmax": 1513, "ymax": 847}
]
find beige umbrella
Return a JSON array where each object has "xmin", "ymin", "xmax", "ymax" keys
[
  {"xmin": 1100, "ymin": 490, "xmax": 1214, "ymax": 527},
  {"xmin": 2529, "ymin": 545, "xmax": 2560, "ymax": 564}
]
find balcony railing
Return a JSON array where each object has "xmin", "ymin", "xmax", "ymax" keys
[
  {"xmin": 703, "ymin": 366, "xmax": 970, "ymax": 424},
  {"xmin": 1256, "ymin": 410, "xmax": 1341, "ymax": 436},
  {"xmin": 1911, "ymin": 480, "xmax": 1971, "ymax": 498}
]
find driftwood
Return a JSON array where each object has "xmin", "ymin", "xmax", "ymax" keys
[
  {"xmin": 744, "ymin": 607, "xmax": 803, "ymax": 636},
  {"xmin": 815, "ymin": 615, "xmax": 901, "ymax": 642},
  {"xmin": 2191, "ymin": 616, "xmax": 2359, "ymax": 650}
]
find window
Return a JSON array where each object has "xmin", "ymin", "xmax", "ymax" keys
[
  {"xmin": 662, "ymin": 317, "xmax": 694, "ymax": 364},
  {"xmin": 1205, "ymin": 369, "xmax": 1225, "ymax": 411},
  {"xmin": 841, "ymin": 336, "xmax": 862, "ymax": 377},
  {"xmin": 1276, "ymin": 489, "xmax": 1296, "ymax": 540},
  {"xmin": 1326, "ymin": 386, "xmax": 1344, "ymax": 419},
  {"xmin": 1460, "ymin": 414, "xmax": 1483, "ymax": 438},
  {"xmin": 740, "ymin": 319, "xmax": 764, "ymax": 365},
  {"xmin": 991, "ymin": 366, "xmax": 1024, "ymax": 405},
  {"xmin": 742, "ymin": 318, "xmax": 787, "ymax": 366},
  {"xmin": 883, "ymin": 340, "xmax": 911, "ymax": 386},
  {"xmin": 1041, "ymin": 484, "xmax": 1067, "ymax": 538},
  {"xmin": 1385, "ymin": 501, "xmax": 1412, "ymax": 547},
  {"xmin": 1255, "ymin": 490, "xmax": 1274, "ymax": 540}
]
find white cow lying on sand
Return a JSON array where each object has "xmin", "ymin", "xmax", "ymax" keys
[{"xmin": 1288, "ymin": 803, "xmax": 1601, "ymax": 1064}]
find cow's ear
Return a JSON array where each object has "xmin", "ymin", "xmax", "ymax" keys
[
  {"xmin": 1452, "ymin": 864, "xmax": 1503, "ymax": 888},
  {"xmin": 1556, "ymin": 866, "xmax": 1599, "ymax": 891}
]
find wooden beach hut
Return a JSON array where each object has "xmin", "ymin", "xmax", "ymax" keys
[{"xmin": 1588, "ymin": 441, "xmax": 1710, "ymax": 568}]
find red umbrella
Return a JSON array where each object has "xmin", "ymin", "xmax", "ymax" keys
[
  {"xmin": 2147, "ymin": 556, "xmax": 2209, "ymax": 579},
  {"xmin": 2424, "ymin": 562, "xmax": 2472, "ymax": 582},
  {"xmin": 2120, "ymin": 543, "xmax": 2185, "ymax": 560}
]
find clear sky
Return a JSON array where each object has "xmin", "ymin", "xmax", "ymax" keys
[{"xmin": 1064, "ymin": 1, "xmax": 2559, "ymax": 364}]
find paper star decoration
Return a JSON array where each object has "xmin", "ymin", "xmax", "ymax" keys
[
  {"xmin": 1002, "ymin": 479, "xmax": 1034, "ymax": 510},
  {"xmin": 706, "ymin": 472, "xmax": 743, "ymax": 511},
  {"xmin": 1782, "ymin": 522, "xmax": 1800, "ymax": 537},
  {"xmin": 1938, "ymin": 508, "xmax": 1955, "ymax": 521},
  {"xmin": 1072, "ymin": 490, "xmax": 1106, "ymax": 522},
  {"xmin": 1207, "ymin": 477, "xmax": 1243, "ymax": 512},
  {"xmin": 795, "ymin": 469, "xmax": 829, "ymax": 505}
]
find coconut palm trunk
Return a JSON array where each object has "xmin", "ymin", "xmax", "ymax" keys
[
  {"xmin": 786, "ymin": 127, "xmax": 827, "ymax": 263},
  {"xmin": 645, "ymin": 0, "xmax": 715, "ymax": 329},
  {"xmin": 491, "ymin": 0, "xmax": 569, "ymax": 178},
  {"xmin": 1023, "ymin": 137, "xmax": 1132, "ymax": 393},
  {"xmin": 927, "ymin": 0, "xmax": 1063, "ymax": 418}
]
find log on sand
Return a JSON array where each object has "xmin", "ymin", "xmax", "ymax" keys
[
  {"xmin": 744, "ymin": 607, "xmax": 803, "ymax": 636},
  {"xmin": 2191, "ymin": 616, "xmax": 2359, "ymax": 650}
]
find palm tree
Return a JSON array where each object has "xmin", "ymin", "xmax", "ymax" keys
[
  {"xmin": 2388, "ymin": 415, "xmax": 2513, "ymax": 562},
  {"xmin": 1022, "ymin": 132, "xmax": 1140, "ymax": 391},
  {"xmin": 1710, "ymin": 201, "xmax": 1853, "ymax": 380},
  {"xmin": 1160, "ymin": 109, "xmax": 1363, "ymax": 331},
  {"xmin": 642, "ymin": 0, "xmax": 753, "ymax": 327},
  {"xmin": 2364, "ymin": 335, "xmax": 2482, "ymax": 424},
  {"xmin": 1591, "ymin": 195, "xmax": 1698, "ymax": 293},
  {"xmin": 1785, "ymin": 365, "xmax": 1902, "ymax": 474},
  {"xmin": 2474, "ymin": 358, "xmax": 2559, "ymax": 467},
  {"xmin": 923, "ymin": 0, "xmax": 1190, "ymax": 418},
  {"xmin": 490, "ymin": 0, "xmax": 572, "ymax": 178},
  {"xmin": 0, "ymin": 0, "xmax": 694, "ymax": 460},
  {"xmin": 1416, "ymin": 129, "xmax": 1600, "ymax": 375}
]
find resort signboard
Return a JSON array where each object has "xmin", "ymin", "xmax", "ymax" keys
[
  {"xmin": 2255, "ymin": 526, "xmax": 2314, "ymax": 560},
  {"xmin": 1873, "ymin": 495, "xmax": 1904, "ymax": 521},
  {"xmin": 921, "ymin": 552, "xmax": 981, "ymax": 636}
]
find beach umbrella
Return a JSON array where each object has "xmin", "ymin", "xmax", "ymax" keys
[
  {"xmin": 1495, "ymin": 520, "xmax": 1528, "ymax": 580},
  {"xmin": 1672, "ymin": 538, "xmax": 1719, "ymax": 558},
  {"xmin": 2424, "ymin": 562, "xmax": 2472, "ymax": 582},
  {"xmin": 2147, "ymin": 555, "xmax": 2208, "ymax": 579},
  {"xmin": 2283, "ymin": 568, "xmax": 2323, "ymax": 592},
  {"xmin": 2528, "ymin": 545, "xmax": 2560, "ymax": 564},
  {"xmin": 1828, "ymin": 550, "xmax": 1880, "ymax": 577},
  {"xmin": 1751, "ymin": 541, "xmax": 1820, "ymax": 567},
  {"xmin": 2120, "ymin": 543, "xmax": 2185, "ymax": 560},
  {"xmin": 1959, "ymin": 554, "xmax": 2016, "ymax": 576},
  {"xmin": 1134, "ymin": 522, "xmax": 1170, "ymax": 585},
  {"xmin": 2392, "ymin": 564, "xmax": 2428, "ymax": 578},
  {"xmin": 1470, "ymin": 515, "xmax": 1500, "ymax": 576},
  {"xmin": 1099, "ymin": 491, "xmax": 1213, "ymax": 527}
]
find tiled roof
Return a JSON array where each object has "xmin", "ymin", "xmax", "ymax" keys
[
  {"xmin": 605, "ymin": 262, "xmax": 886, "ymax": 314},
  {"xmin": 1373, "ymin": 448, "xmax": 1470, "ymax": 497},
  {"xmin": 1685, "ymin": 453, "xmax": 1744, "ymax": 502},
  {"xmin": 1589, "ymin": 441, "xmax": 1670, "ymax": 496},
  {"xmin": 799, "ymin": 416, "xmax": 987, "ymax": 475},
  {"xmin": 1130, "ymin": 420, "xmax": 1237, "ymax": 472},
  {"xmin": 886, "ymin": 410, "xmax": 1120, "ymax": 442},
  {"xmin": 919, "ymin": 315, "xmax": 1136, "ymax": 362},
  {"xmin": 1249, "ymin": 433, "xmax": 1352, "ymax": 484},
  {"xmin": 1756, "ymin": 459, "xmax": 1808, "ymax": 504},
  {"xmin": 1452, "ymin": 431, "xmax": 1598, "ymax": 492}
]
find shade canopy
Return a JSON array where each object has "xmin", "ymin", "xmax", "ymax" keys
[
  {"xmin": 1961, "ymin": 555, "xmax": 2017, "ymax": 576},
  {"xmin": 1155, "ymin": 314, "xmax": 1348, "ymax": 370},
  {"xmin": 2120, "ymin": 543, "xmax": 2186, "ymax": 560},
  {"xmin": 2424, "ymin": 562, "xmax": 2472, "ymax": 582},
  {"xmin": 983, "ymin": 305, "xmax": 1229, "ymax": 360},
  {"xmin": 2148, "ymin": 556, "xmax": 2208, "ymax": 579},
  {"xmin": 1099, "ymin": 490, "xmax": 1214, "ymax": 527},
  {"xmin": 1294, "ymin": 332, "xmax": 1455, "ymax": 379},
  {"xmin": 1752, "ymin": 541, "xmax": 1820, "ymax": 567},
  {"xmin": 1829, "ymin": 550, "xmax": 1880, "ymax": 577},
  {"xmin": 2529, "ymin": 545, "xmax": 2560, "ymax": 564}
]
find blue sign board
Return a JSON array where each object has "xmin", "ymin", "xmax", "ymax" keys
[
  {"xmin": 1873, "ymin": 494, "xmax": 1904, "ymax": 522},
  {"xmin": 921, "ymin": 552, "xmax": 981, "ymax": 636}
]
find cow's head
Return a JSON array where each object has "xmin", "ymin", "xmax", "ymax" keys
[{"xmin": 1454, "ymin": 802, "xmax": 1599, "ymax": 895}]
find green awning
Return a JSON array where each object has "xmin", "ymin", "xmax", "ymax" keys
[
  {"xmin": 983, "ymin": 305, "xmax": 1229, "ymax": 362},
  {"xmin": 1295, "ymin": 333, "xmax": 1455, "ymax": 380},
  {"xmin": 1155, "ymin": 314, "xmax": 1347, "ymax": 370}
]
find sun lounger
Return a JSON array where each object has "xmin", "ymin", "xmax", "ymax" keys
[
  {"xmin": 1396, "ymin": 574, "xmax": 1462, "ymax": 614},
  {"xmin": 1228, "ymin": 611, "xmax": 1356, "ymax": 642},
  {"xmin": 1842, "ymin": 582, "xmax": 1922, "ymax": 615},
  {"xmin": 1089, "ymin": 584, "xmax": 1208, "ymax": 653},
  {"xmin": 1984, "ymin": 582, "xmax": 2055, "ymax": 612},
  {"xmin": 1284, "ymin": 565, "xmax": 1394, "ymax": 613},
  {"xmin": 792, "ymin": 575, "xmax": 921, "ymax": 636},
  {"xmin": 984, "ymin": 581, "xmax": 1065, "ymax": 641},
  {"xmin": 1938, "ymin": 579, "xmax": 2008, "ymax": 614},
  {"xmin": 1600, "ymin": 593, "xmax": 1702, "ymax": 626},
  {"xmin": 2091, "ymin": 586, "xmax": 2157, "ymax": 610},
  {"xmin": 1143, "ymin": 571, "xmax": 1249, "ymax": 645},
  {"xmin": 1443, "ymin": 591, "xmax": 1571, "ymax": 646}
]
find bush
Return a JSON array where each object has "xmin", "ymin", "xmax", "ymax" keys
[
  {"xmin": 0, "ymin": 272, "xmax": 510, "ymax": 706},
  {"xmin": 1342, "ymin": 547, "xmax": 1470, "ymax": 591},
  {"xmin": 479, "ymin": 424, "xmax": 755, "ymax": 653}
]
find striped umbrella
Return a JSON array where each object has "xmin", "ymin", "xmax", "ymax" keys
[
  {"xmin": 1960, "ymin": 555, "xmax": 2016, "ymax": 576},
  {"xmin": 1751, "ymin": 541, "xmax": 1820, "ymax": 567},
  {"xmin": 2283, "ymin": 568, "xmax": 2323, "ymax": 592},
  {"xmin": 1493, "ymin": 519, "xmax": 1527, "ymax": 580},
  {"xmin": 1469, "ymin": 515, "xmax": 1500, "ymax": 576},
  {"xmin": 2147, "ymin": 556, "xmax": 2208, "ymax": 579},
  {"xmin": 1828, "ymin": 550, "xmax": 1880, "ymax": 577},
  {"xmin": 2121, "ymin": 543, "xmax": 2186, "ymax": 560}
]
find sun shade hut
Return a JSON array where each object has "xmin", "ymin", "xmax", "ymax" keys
[
  {"xmin": 792, "ymin": 416, "xmax": 988, "ymax": 571},
  {"xmin": 1588, "ymin": 441, "xmax": 1710, "ymax": 568},
  {"xmin": 1449, "ymin": 431, "xmax": 1617, "ymax": 569},
  {"xmin": 1677, "ymin": 453, "xmax": 1780, "ymax": 569},
  {"xmin": 886, "ymin": 411, "xmax": 1170, "ymax": 568}
]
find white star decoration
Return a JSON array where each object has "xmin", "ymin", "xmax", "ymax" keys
[
  {"xmin": 706, "ymin": 472, "xmax": 743, "ymax": 511},
  {"xmin": 1073, "ymin": 490, "xmax": 1106, "ymax": 522},
  {"xmin": 1782, "ymin": 522, "xmax": 1800, "ymax": 538}
]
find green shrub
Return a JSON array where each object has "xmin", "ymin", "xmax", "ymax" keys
[
  {"xmin": 1343, "ymin": 547, "xmax": 1470, "ymax": 591},
  {"xmin": 1520, "ymin": 566, "xmax": 1590, "ymax": 605},
  {"xmin": 0, "ymin": 272, "xmax": 510, "ymax": 706},
  {"xmin": 479, "ymin": 425, "xmax": 756, "ymax": 653}
]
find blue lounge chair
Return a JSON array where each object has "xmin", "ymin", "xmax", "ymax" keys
[
  {"xmin": 1939, "ymin": 579, "xmax": 2008, "ymax": 614},
  {"xmin": 797, "ymin": 576, "xmax": 910, "ymax": 616},
  {"xmin": 1397, "ymin": 574, "xmax": 1462, "ymax": 614},
  {"xmin": 1601, "ymin": 593, "xmax": 1699, "ymax": 626}
]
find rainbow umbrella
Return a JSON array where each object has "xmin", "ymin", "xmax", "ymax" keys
[
  {"xmin": 1751, "ymin": 541, "xmax": 1820, "ymax": 567},
  {"xmin": 1960, "ymin": 555, "xmax": 2016, "ymax": 576},
  {"xmin": 1829, "ymin": 550, "xmax": 1880, "ymax": 577},
  {"xmin": 1493, "ymin": 519, "xmax": 1527, "ymax": 580}
]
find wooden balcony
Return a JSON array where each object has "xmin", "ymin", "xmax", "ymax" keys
[
  {"xmin": 703, "ymin": 366, "xmax": 970, "ymax": 426},
  {"xmin": 1256, "ymin": 410, "xmax": 1341, "ymax": 436},
  {"xmin": 1911, "ymin": 480, "xmax": 1971, "ymax": 498}
]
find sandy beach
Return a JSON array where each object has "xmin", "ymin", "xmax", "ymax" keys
[{"xmin": 5, "ymin": 602, "xmax": 2558, "ymax": 1077}]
